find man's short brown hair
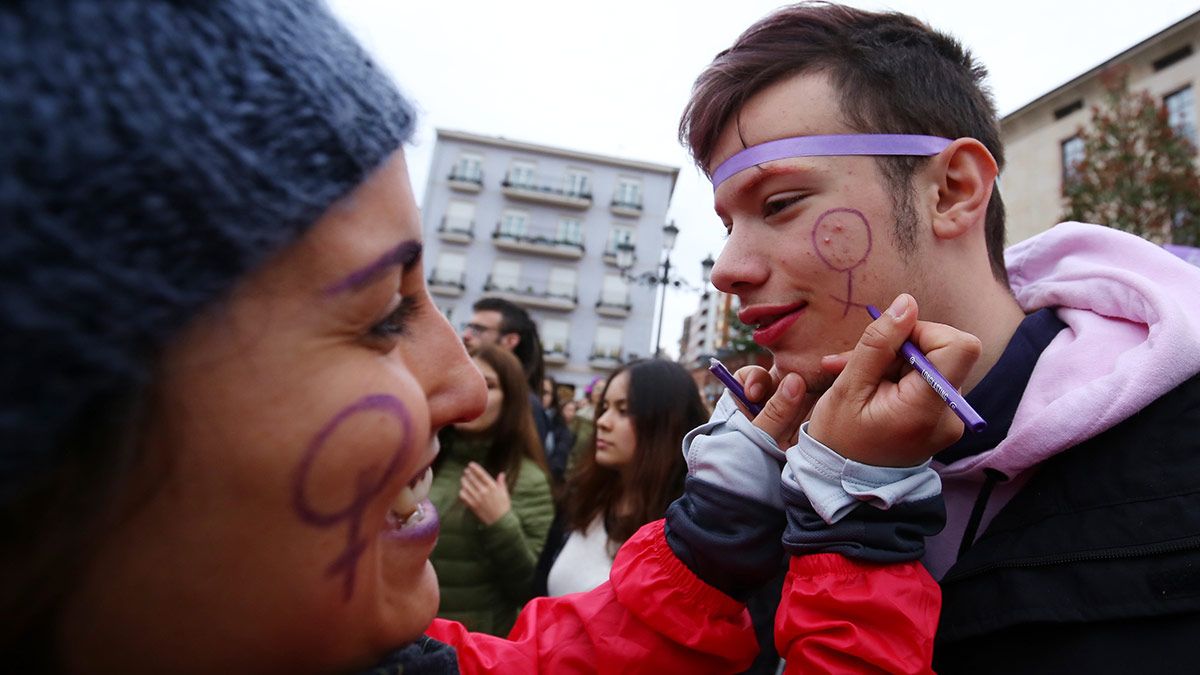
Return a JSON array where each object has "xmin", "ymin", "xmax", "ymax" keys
[{"xmin": 680, "ymin": 2, "xmax": 1009, "ymax": 283}]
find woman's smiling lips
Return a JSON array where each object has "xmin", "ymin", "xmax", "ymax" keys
[{"xmin": 739, "ymin": 302, "xmax": 808, "ymax": 347}]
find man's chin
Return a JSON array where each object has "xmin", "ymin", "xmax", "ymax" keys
[{"xmin": 770, "ymin": 356, "xmax": 835, "ymax": 396}]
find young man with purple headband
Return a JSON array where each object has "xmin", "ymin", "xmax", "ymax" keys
[{"xmin": 678, "ymin": 3, "xmax": 1200, "ymax": 671}]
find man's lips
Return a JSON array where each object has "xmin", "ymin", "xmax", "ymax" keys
[{"xmin": 740, "ymin": 303, "xmax": 807, "ymax": 347}]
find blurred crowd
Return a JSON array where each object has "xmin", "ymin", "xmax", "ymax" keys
[{"xmin": 428, "ymin": 297, "xmax": 787, "ymax": 670}]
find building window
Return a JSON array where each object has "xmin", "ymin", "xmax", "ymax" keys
[
  {"xmin": 594, "ymin": 325, "xmax": 623, "ymax": 359},
  {"xmin": 1053, "ymin": 99, "xmax": 1083, "ymax": 121},
  {"xmin": 1153, "ymin": 45, "xmax": 1193, "ymax": 72},
  {"xmin": 563, "ymin": 169, "xmax": 591, "ymax": 197},
  {"xmin": 541, "ymin": 319, "xmax": 570, "ymax": 355},
  {"xmin": 490, "ymin": 259, "xmax": 521, "ymax": 291},
  {"xmin": 451, "ymin": 153, "xmax": 483, "ymax": 182},
  {"xmin": 499, "ymin": 209, "xmax": 528, "ymax": 237},
  {"xmin": 432, "ymin": 251, "xmax": 465, "ymax": 286},
  {"xmin": 557, "ymin": 217, "xmax": 583, "ymax": 245},
  {"xmin": 507, "ymin": 160, "xmax": 536, "ymax": 188},
  {"xmin": 548, "ymin": 267, "xmax": 577, "ymax": 300},
  {"xmin": 1166, "ymin": 85, "xmax": 1197, "ymax": 149},
  {"xmin": 606, "ymin": 225, "xmax": 635, "ymax": 254},
  {"xmin": 600, "ymin": 274, "xmax": 629, "ymax": 307},
  {"xmin": 614, "ymin": 177, "xmax": 643, "ymax": 208},
  {"xmin": 443, "ymin": 200, "xmax": 475, "ymax": 234},
  {"xmin": 1061, "ymin": 136, "xmax": 1085, "ymax": 190}
]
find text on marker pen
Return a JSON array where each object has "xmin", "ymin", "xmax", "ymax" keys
[{"xmin": 865, "ymin": 304, "xmax": 987, "ymax": 433}]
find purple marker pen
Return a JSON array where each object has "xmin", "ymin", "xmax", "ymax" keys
[
  {"xmin": 708, "ymin": 358, "xmax": 764, "ymax": 416},
  {"xmin": 865, "ymin": 305, "xmax": 987, "ymax": 433}
]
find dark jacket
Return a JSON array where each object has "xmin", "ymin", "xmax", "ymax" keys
[{"xmin": 934, "ymin": 371, "xmax": 1200, "ymax": 673}]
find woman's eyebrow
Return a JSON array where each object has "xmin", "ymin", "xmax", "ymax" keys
[{"xmin": 324, "ymin": 240, "xmax": 422, "ymax": 295}]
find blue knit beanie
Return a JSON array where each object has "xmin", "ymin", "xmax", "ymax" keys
[{"xmin": 0, "ymin": 1, "xmax": 416, "ymax": 500}]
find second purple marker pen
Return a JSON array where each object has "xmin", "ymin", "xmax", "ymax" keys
[{"xmin": 708, "ymin": 357, "xmax": 764, "ymax": 416}]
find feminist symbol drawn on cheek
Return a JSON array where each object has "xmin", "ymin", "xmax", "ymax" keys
[
  {"xmin": 292, "ymin": 394, "xmax": 413, "ymax": 601},
  {"xmin": 811, "ymin": 208, "xmax": 873, "ymax": 316}
]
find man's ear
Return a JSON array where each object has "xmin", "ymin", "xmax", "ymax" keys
[
  {"xmin": 499, "ymin": 332, "xmax": 521, "ymax": 351},
  {"xmin": 928, "ymin": 138, "xmax": 999, "ymax": 241}
]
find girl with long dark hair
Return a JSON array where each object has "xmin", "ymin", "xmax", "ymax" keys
[
  {"xmin": 546, "ymin": 359, "xmax": 708, "ymax": 596},
  {"xmin": 430, "ymin": 344, "xmax": 554, "ymax": 635}
]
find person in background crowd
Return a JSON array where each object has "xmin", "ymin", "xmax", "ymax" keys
[
  {"xmin": 429, "ymin": 345, "xmax": 554, "ymax": 636},
  {"xmin": 540, "ymin": 376, "xmax": 575, "ymax": 487},
  {"xmin": 462, "ymin": 297, "xmax": 549, "ymax": 450},
  {"xmin": 566, "ymin": 375, "xmax": 604, "ymax": 472},
  {"xmin": 0, "ymin": 1, "xmax": 985, "ymax": 672},
  {"xmin": 542, "ymin": 360, "xmax": 707, "ymax": 597}
]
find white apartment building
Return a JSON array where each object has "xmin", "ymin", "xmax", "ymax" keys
[
  {"xmin": 1001, "ymin": 11, "xmax": 1200, "ymax": 244},
  {"xmin": 679, "ymin": 289, "xmax": 735, "ymax": 368},
  {"xmin": 421, "ymin": 129, "xmax": 679, "ymax": 393}
]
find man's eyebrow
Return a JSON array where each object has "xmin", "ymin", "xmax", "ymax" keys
[
  {"xmin": 324, "ymin": 240, "xmax": 423, "ymax": 295},
  {"xmin": 715, "ymin": 163, "xmax": 810, "ymax": 213}
]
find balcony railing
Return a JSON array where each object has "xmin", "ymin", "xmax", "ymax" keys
[
  {"xmin": 544, "ymin": 344, "xmax": 570, "ymax": 366},
  {"xmin": 482, "ymin": 275, "xmax": 578, "ymax": 312},
  {"xmin": 602, "ymin": 244, "xmax": 635, "ymax": 267},
  {"xmin": 437, "ymin": 216, "xmax": 474, "ymax": 244},
  {"xmin": 447, "ymin": 168, "xmax": 484, "ymax": 193},
  {"xmin": 428, "ymin": 271, "xmax": 466, "ymax": 297},
  {"xmin": 588, "ymin": 347, "xmax": 623, "ymax": 370},
  {"xmin": 610, "ymin": 196, "xmax": 643, "ymax": 217},
  {"xmin": 492, "ymin": 223, "xmax": 585, "ymax": 259},
  {"xmin": 595, "ymin": 293, "xmax": 632, "ymax": 318},
  {"xmin": 501, "ymin": 172, "xmax": 592, "ymax": 209}
]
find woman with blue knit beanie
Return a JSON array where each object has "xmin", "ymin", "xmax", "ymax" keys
[{"xmin": 0, "ymin": 1, "xmax": 960, "ymax": 673}]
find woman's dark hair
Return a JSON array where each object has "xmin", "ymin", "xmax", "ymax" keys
[
  {"xmin": 542, "ymin": 376, "xmax": 563, "ymax": 415},
  {"xmin": 437, "ymin": 344, "xmax": 547, "ymax": 489},
  {"xmin": 564, "ymin": 359, "xmax": 708, "ymax": 548}
]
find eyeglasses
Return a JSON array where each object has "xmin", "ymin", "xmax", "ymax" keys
[{"xmin": 462, "ymin": 322, "xmax": 500, "ymax": 336}]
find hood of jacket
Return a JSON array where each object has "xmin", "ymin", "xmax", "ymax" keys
[{"xmin": 927, "ymin": 222, "xmax": 1200, "ymax": 576}]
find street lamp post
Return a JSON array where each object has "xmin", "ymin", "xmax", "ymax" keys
[{"xmin": 616, "ymin": 222, "xmax": 714, "ymax": 358}]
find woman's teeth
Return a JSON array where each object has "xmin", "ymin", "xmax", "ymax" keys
[{"xmin": 390, "ymin": 466, "xmax": 433, "ymax": 526}]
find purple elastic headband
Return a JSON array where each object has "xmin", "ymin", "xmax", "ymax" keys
[{"xmin": 711, "ymin": 134, "xmax": 953, "ymax": 190}]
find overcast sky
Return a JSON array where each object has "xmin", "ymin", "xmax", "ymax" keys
[{"xmin": 328, "ymin": 0, "xmax": 1199, "ymax": 358}]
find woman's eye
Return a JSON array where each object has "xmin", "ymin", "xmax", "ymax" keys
[
  {"xmin": 763, "ymin": 195, "xmax": 804, "ymax": 218},
  {"xmin": 370, "ymin": 295, "xmax": 418, "ymax": 338}
]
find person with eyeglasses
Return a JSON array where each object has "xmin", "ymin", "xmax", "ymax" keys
[{"xmin": 461, "ymin": 296, "xmax": 551, "ymax": 460}]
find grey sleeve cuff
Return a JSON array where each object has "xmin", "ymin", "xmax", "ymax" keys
[
  {"xmin": 682, "ymin": 391, "xmax": 786, "ymax": 510},
  {"xmin": 781, "ymin": 421, "xmax": 942, "ymax": 524},
  {"xmin": 779, "ymin": 422, "xmax": 945, "ymax": 562}
]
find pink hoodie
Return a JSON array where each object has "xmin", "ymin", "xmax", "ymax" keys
[{"xmin": 925, "ymin": 222, "xmax": 1200, "ymax": 578}]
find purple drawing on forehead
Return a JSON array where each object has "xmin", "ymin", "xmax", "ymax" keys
[
  {"xmin": 811, "ymin": 208, "xmax": 873, "ymax": 317},
  {"xmin": 292, "ymin": 394, "xmax": 414, "ymax": 600}
]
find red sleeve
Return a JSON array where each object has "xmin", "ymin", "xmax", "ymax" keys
[
  {"xmin": 776, "ymin": 553, "xmax": 940, "ymax": 675},
  {"xmin": 425, "ymin": 519, "xmax": 759, "ymax": 674}
]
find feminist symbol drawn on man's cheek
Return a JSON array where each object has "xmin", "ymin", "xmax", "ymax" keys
[
  {"xmin": 811, "ymin": 208, "xmax": 873, "ymax": 317},
  {"xmin": 292, "ymin": 394, "xmax": 413, "ymax": 601}
]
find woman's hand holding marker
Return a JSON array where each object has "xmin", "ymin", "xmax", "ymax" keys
[
  {"xmin": 808, "ymin": 293, "xmax": 982, "ymax": 466},
  {"xmin": 729, "ymin": 293, "xmax": 982, "ymax": 467}
]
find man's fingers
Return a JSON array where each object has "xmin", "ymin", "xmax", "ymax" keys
[
  {"xmin": 752, "ymin": 372, "xmax": 807, "ymax": 445},
  {"xmin": 838, "ymin": 293, "xmax": 919, "ymax": 396}
]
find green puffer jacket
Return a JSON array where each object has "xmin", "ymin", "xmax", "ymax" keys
[{"xmin": 428, "ymin": 436, "xmax": 555, "ymax": 636}]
